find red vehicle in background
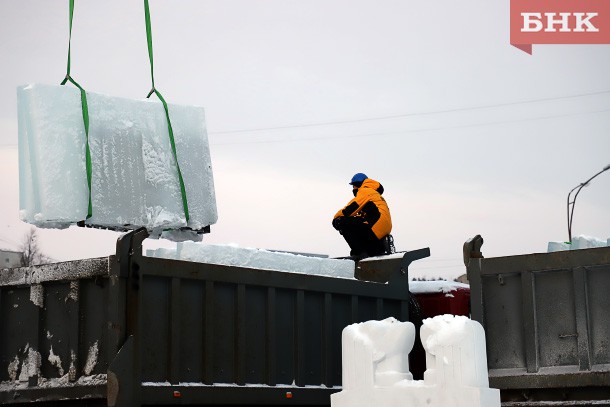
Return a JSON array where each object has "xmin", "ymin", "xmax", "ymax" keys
[
  {"xmin": 410, "ymin": 280, "xmax": 470, "ymax": 319},
  {"xmin": 407, "ymin": 280, "xmax": 471, "ymax": 380}
]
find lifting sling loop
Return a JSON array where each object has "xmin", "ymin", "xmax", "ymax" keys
[
  {"xmin": 59, "ymin": 0, "xmax": 191, "ymax": 224},
  {"xmin": 60, "ymin": 0, "xmax": 93, "ymax": 220},
  {"xmin": 144, "ymin": 0, "xmax": 191, "ymax": 222}
]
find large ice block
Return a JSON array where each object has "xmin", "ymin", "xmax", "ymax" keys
[
  {"xmin": 547, "ymin": 235, "xmax": 609, "ymax": 252},
  {"xmin": 17, "ymin": 84, "xmax": 217, "ymax": 238},
  {"xmin": 570, "ymin": 235, "xmax": 607, "ymax": 250},
  {"xmin": 18, "ymin": 84, "xmax": 89, "ymax": 227},
  {"xmin": 147, "ymin": 242, "xmax": 356, "ymax": 278}
]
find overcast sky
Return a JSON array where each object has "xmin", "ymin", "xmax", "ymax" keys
[{"xmin": 1, "ymin": 0, "xmax": 609, "ymax": 279}]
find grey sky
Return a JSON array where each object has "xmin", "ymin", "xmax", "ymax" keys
[{"xmin": 1, "ymin": 0, "xmax": 609, "ymax": 279}]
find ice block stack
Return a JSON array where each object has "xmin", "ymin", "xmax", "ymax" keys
[
  {"xmin": 17, "ymin": 84, "xmax": 217, "ymax": 240},
  {"xmin": 547, "ymin": 235, "xmax": 609, "ymax": 252},
  {"xmin": 147, "ymin": 242, "xmax": 356, "ymax": 279}
]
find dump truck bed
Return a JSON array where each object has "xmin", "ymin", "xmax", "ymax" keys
[
  {"xmin": 1, "ymin": 230, "xmax": 425, "ymax": 406},
  {"xmin": 466, "ymin": 237, "xmax": 610, "ymax": 405}
]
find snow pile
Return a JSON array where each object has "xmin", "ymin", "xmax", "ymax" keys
[
  {"xmin": 147, "ymin": 242, "xmax": 356, "ymax": 279},
  {"xmin": 17, "ymin": 83, "xmax": 217, "ymax": 240},
  {"xmin": 331, "ymin": 315, "xmax": 500, "ymax": 407},
  {"xmin": 409, "ymin": 280, "xmax": 469, "ymax": 295},
  {"xmin": 548, "ymin": 235, "xmax": 609, "ymax": 252}
]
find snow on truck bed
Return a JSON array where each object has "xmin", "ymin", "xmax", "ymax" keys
[
  {"xmin": 147, "ymin": 243, "xmax": 470, "ymax": 292},
  {"xmin": 147, "ymin": 241, "xmax": 356, "ymax": 279},
  {"xmin": 409, "ymin": 280, "xmax": 469, "ymax": 295},
  {"xmin": 1, "ymin": 243, "xmax": 469, "ymax": 293}
]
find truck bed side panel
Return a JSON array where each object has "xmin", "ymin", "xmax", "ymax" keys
[{"xmin": 468, "ymin": 247, "xmax": 610, "ymax": 402}]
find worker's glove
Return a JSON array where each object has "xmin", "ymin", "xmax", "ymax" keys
[{"xmin": 332, "ymin": 217, "xmax": 343, "ymax": 230}]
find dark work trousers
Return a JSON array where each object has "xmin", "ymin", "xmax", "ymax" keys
[{"xmin": 339, "ymin": 217, "xmax": 385, "ymax": 256}]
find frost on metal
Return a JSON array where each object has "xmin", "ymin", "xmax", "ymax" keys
[
  {"xmin": 0, "ymin": 343, "xmax": 107, "ymax": 391},
  {"xmin": 68, "ymin": 350, "xmax": 77, "ymax": 382},
  {"xmin": 37, "ymin": 373, "xmax": 107, "ymax": 389},
  {"xmin": 30, "ymin": 284, "xmax": 44, "ymax": 308},
  {"xmin": 48, "ymin": 346, "xmax": 64, "ymax": 377},
  {"xmin": 0, "ymin": 257, "xmax": 109, "ymax": 287},
  {"xmin": 67, "ymin": 280, "xmax": 79, "ymax": 302},
  {"xmin": 7, "ymin": 356, "xmax": 20, "ymax": 382},
  {"xmin": 0, "ymin": 374, "xmax": 107, "ymax": 392},
  {"xmin": 83, "ymin": 341, "xmax": 99, "ymax": 376},
  {"xmin": 17, "ymin": 345, "xmax": 41, "ymax": 383}
]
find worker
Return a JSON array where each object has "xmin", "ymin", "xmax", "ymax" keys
[{"xmin": 332, "ymin": 173, "xmax": 392, "ymax": 257}]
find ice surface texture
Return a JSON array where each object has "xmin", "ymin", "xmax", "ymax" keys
[
  {"xmin": 147, "ymin": 242, "xmax": 356, "ymax": 279},
  {"xmin": 341, "ymin": 318, "xmax": 415, "ymax": 390},
  {"xmin": 331, "ymin": 315, "xmax": 501, "ymax": 407},
  {"xmin": 548, "ymin": 234, "xmax": 609, "ymax": 252},
  {"xmin": 18, "ymin": 84, "xmax": 217, "ymax": 238}
]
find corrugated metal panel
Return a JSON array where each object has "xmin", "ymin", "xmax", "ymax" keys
[
  {"xmin": 0, "ymin": 258, "xmax": 112, "ymax": 404},
  {"xmin": 134, "ymin": 254, "xmax": 411, "ymax": 391}
]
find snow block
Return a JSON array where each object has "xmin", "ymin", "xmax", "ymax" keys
[
  {"xmin": 331, "ymin": 315, "xmax": 501, "ymax": 407},
  {"xmin": 17, "ymin": 84, "xmax": 217, "ymax": 239}
]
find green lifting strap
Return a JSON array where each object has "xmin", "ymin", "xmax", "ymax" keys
[
  {"xmin": 144, "ymin": 0, "xmax": 190, "ymax": 223},
  {"xmin": 60, "ymin": 0, "xmax": 93, "ymax": 220}
]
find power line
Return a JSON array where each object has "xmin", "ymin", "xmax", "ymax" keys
[
  {"xmin": 211, "ymin": 90, "xmax": 610, "ymax": 135},
  {"xmin": 411, "ymin": 264, "xmax": 465, "ymax": 270},
  {"xmin": 210, "ymin": 106, "xmax": 610, "ymax": 146}
]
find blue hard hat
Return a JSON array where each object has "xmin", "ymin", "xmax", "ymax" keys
[{"xmin": 349, "ymin": 173, "xmax": 368, "ymax": 185}]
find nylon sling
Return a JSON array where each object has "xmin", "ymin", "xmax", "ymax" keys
[
  {"xmin": 144, "ymin": 0, "xmax": 191, "ymax": 222},
  {"xmin": 60, "ymin": 0, "xmax": 93, "ymax": 220}
]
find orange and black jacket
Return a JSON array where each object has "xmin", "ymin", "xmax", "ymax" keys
[{"xmin": 333, "ymin": 178, "xmax": 392, "ymax": 239}]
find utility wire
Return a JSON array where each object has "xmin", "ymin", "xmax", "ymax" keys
[
  {"xmin": 210, "ymin": 106, "xmax": 610, "ymax": 146},
  {"xmin": 411, "ymin": 264, "xmax": 466, "ymax": 270},
  {"xmin": 211, "ymin": 90, "xmax": 610, "ymax": 135}
]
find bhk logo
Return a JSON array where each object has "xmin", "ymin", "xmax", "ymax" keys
[{"xmin": 510, "ymin": 0, "xmax": 610, "ymax": 54}]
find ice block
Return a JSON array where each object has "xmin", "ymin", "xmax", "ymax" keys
[
  {"xmin": 17, "ymin": 84, "xmax": 217, "ymax": 239},
  {"xmin": 148, "ymin": 242, "xmax": 356, "ymax": 279}
]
